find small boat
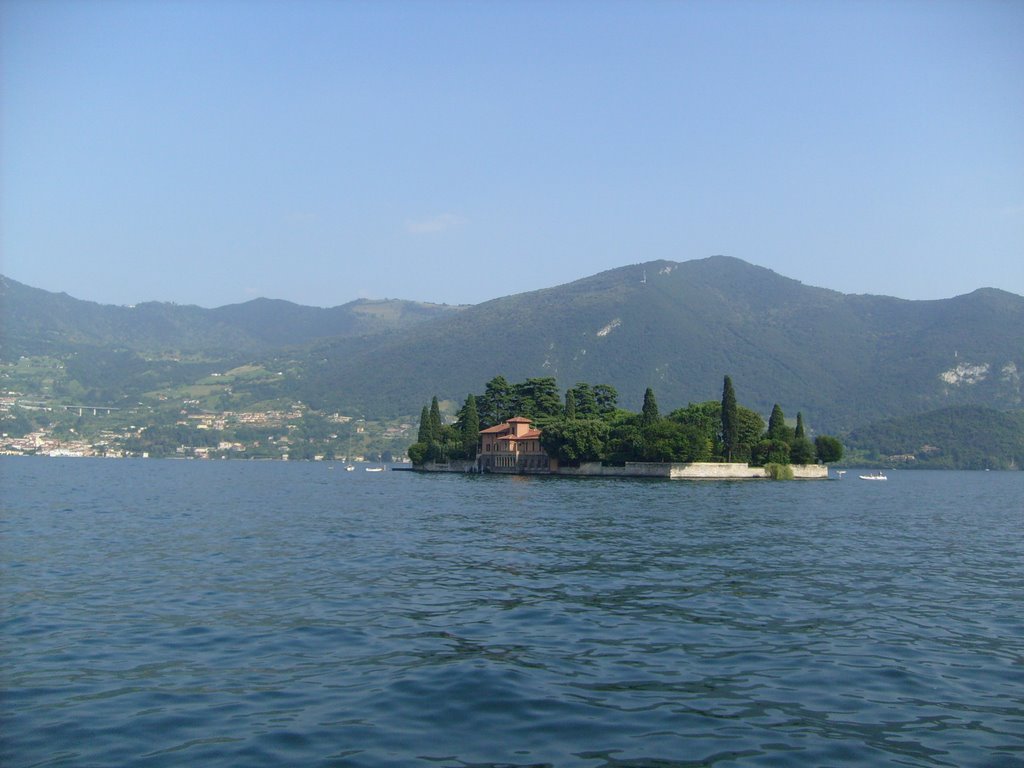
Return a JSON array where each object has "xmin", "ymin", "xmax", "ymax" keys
[
  {"xmin": 365, "ymin": 466, "xmax": 384, "ymax": 472},
  {"xmin": 346, "ymin": 465, "xmax": 355, "ymax": 471},
  {"xmin": 835, "ymin": 470, "xmax": 846, "ymax": 478},
  {"xmin": 859, "ymin": 471, "xmax": 887, "ymax": 481}
]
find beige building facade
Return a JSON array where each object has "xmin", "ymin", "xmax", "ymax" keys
[{"xmin": 477, "ymin": 417, "xmax": 552, "ymax": 473}]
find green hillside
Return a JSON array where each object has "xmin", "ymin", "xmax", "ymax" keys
[
  {"xmin": 0, "ymin": 275, "xmax": 461, "ymax": 357},
  {"xmin": 3, "ymin": 257, "xmax": 1022, "ymax": 439},
  {"xmin": 845, "ymin": 406, "xmax": 1024, "ymax": 470},
  {"xmin": 293, "ymin": 257, "xmax": 1024, "ymax": 432}
]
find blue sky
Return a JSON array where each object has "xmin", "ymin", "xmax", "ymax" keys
[{"xmin": 2, "ymin": 0, "xmax": 1022, "ymax": 308}]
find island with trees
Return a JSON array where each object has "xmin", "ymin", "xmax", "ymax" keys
[{"xmin": 408, "ymin": 375, "xmax": 842, "ymax": 479}]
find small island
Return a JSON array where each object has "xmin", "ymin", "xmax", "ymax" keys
[{"xmin": 409, "ymin": 375, "xmax": 842, "ymax": 480}]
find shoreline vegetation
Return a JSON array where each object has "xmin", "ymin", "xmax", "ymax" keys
[{"xmin": 408, "ymin": 375, "xmax": 842, "ymax": 480}]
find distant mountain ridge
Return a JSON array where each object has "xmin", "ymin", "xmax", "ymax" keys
[
  {"xmin": 0, "ymin": 275, "xmax": 463, "ymax": 355},
  {"xmin": 3, "ymin": 257, "xmax": 1022, "ymax": 433}
]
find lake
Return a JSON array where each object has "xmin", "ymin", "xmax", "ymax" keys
[{"xmin": 1, "ymin": 458, "xmax": 1022, "ymax": 767}]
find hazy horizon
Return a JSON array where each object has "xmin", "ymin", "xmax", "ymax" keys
[
  {"xmin": 3, "ymin": 1, "xmax": 1022, "ymax": 308},
  {"xmin": 5, "ymin": 254, "xmax": 1023, "ymax": 311}
]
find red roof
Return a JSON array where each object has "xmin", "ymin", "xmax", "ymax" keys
[
  {"xmin": 479, "ymin": 416, "xmax": 535, "ymax": 435},
  {"xmin": 479, "ymin": 423, "xmax": 510, "ymax": 434},
  {"xmin": 496, "ymin": 429, "xmax": 541, "ymax": 442}
]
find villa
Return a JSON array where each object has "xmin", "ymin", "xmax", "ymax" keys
[{"xmin": 477, "ymin": 417, "xmax": 551, "ymax": 473}]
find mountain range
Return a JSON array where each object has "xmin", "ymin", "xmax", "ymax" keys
[
  {"xmin": 3, "ymin": 256, "xmax": 1022, "ymax": 433},
  {"xmin": 0, "ymin": 275, "xmax": 461, "ymax": 355}
]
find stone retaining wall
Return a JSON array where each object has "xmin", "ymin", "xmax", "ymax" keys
[
  {"xmin": 789, "ymin": 464, "xmax": 830, "ymax": 479},
  {"xmin": 414, "ymin": 460, "xmax": 828, "ymax": 479},
  {"xmin": 553, "ymin": 461, "xmax": 826, "ymax": 479}
]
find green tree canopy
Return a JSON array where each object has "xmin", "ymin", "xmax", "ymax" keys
[
  {"xmin": 478, "ymin": 375, "xmax": 513, "ymax": 427},
  {"xmin": 513, "ymin": 377, "xmax": 561, "ymax": 421},
  {"xmin": 752, "ymin": 438, "xmax": 791, "ymax": 466},
  {"xmin": 790, "ymin": 436, "xmax": 815, "ymax": 464},
  {"xmin": 568, "ymin": 382, "xmax": 597, "ymax": 417},
  {"xmin": 736, "ymin": 407, "xmax": 766, "ymax": 457},
  {"xmin": 539, "ymin": 418, "xmax": 608, "ymax": 464},
  {"xmin": 814, "ymin": 435, "xmax": 844, "ymax": 463},
  {"xmin": 593, "ymin": 384, "xmax": 618, "ymax": 415},
  {"xmin": 604, "ymin": 416, "xmax": 643, "ymax": 464},
  {"xmin": 640, "ymin": 419, "xmax": 712, "ymax": 463},
  {"xmin": 670, "ymin": 401, "xmax": 720, "ymax": 436}
]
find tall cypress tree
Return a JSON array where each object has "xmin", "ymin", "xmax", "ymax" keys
[
  {"xmin": 721, "ymin": 375, "xmax": 738, "ymax": 461},
  {"xmin": 767, "ymin": 404, "xmax": 788, "ymax": 441},
  {"xmin": 795, "ymin": 412, "xmax": 806, "ymax": 439},
  {"xmin": 641, "ymin": 387, "xmax": 659, "ymax": 426},
  {"xmin": 417, "ymin": 404, "xmax": 431, "ymax": 444},
  {"xmin": 429, "ymin": 396, "xmax": 443, "ymax": 444},
  {"xmin": 461, "ymin": 394, "xmax": 480, "ymax": 458}
]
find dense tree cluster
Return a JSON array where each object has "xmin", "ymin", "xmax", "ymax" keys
[
  {"xmin": 410, "ymin": 375, "xmax": 844, "ymax": 467},
  {"xmin": 409, "ymin": 377, "xmax": 603, "ymax": 464}
]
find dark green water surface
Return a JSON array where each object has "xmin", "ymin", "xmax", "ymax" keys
[{"xmin": 2, "ymin": 458, "xmax": 1022, "ymax": 767}]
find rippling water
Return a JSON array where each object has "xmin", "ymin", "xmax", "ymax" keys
[{"xmin": 2, "ymin": 457, "xmax": 1022, "ymax": 767}]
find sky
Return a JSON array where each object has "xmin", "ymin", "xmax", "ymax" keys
[{"xmin": 2, "ymin": 0, "xmax": 1022, "ymax": 308}]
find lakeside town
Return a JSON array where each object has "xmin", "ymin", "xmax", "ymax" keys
[{"xmin": 0, "ymin": 391, "xmax": 414, "ymax": 461}]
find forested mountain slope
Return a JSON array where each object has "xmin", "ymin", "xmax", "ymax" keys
[
  {"xmin": 295, "ymin": 257, "xmax": 1023, "ymax": 432},
  {"xmin": 3, "ymin": 257, "xmax": 1021, "ymax": 434},
  {"xmin": 845, "ymin": 406, "xmax": 1024, "ymax": 469}
]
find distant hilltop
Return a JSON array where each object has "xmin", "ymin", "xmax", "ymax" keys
[{"xmin": 0, "ymin": 274, "xmax": 463, "ymax": 354}]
